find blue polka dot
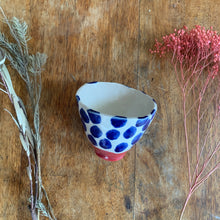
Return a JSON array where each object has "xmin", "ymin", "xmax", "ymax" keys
[
  {"xmin": 106, "ymin": 129, "xmax": 120, "ymax": 140},
  {"xmin": 88, "ymin": 134, "xmax": 97, "ymax": 146},
  {"xmin": 151, "ymin": 114, "xmax": 156, "ymax": 121},
  {"xmin": 90, "ymin": 126, "xmax": 103, "ymax": 138},
  {"xmin": 99, "ymin": 139, "xmax": 112, "ymax": 149},
  {"xmin": 88, "ymin": 81, "xmax": 98, "ymax": 84},
  {"xmin": 142, "ymin": 119, "xmax": 151, "ymax": 131},
  {"xmin": 123, "ymin": 126, "xmax": 137, "ymax": 139},
  {"xmin": 151, "ymin": 109, "xmax": 156, "ymax": 115},
  {"xmin": 111, "ymin": 116, "xmax": 127, "ymax": 128},
  {"xmin": 131, "ymin": 133, "xmax": 143, "ymax": 145},
  {"xmin": 115, "ymin": 143, "xmax": 128, "ymax": 152},
  {"xmin": 80, "ymin": 108, "xmax": 89, "ymax": 123},
  {"xmin": 81, "ymin": 119, "xmax": 87, "ymax": 131},
  {"xmin": 87, "ymin": 109, "xmax": 101, "ymax": 124},
  {"xmin": 76, "ymin": 95, "xmax": 80, "ymax": 102},
  {"xmin": 136, "ymin": 117, "xmax": 149, "ymax": 127}
]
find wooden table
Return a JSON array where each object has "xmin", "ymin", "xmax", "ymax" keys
[{"xmin": 0, "ymin": 1, "xmax": 219, "ymax": 219}]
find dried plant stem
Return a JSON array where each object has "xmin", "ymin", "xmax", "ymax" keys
[
  {"xmin": 180, "ymin": 188, "xmax": 193, "ymax": 220},
  {"xmin": 183, "ymin": 92, "xmax": 192, "ymax": 186},
  {"xmin": 167, "ymin": 58, "xmax": 218, "ymax": 219},
  {"xmin": 0, "ymin": 9, "xmax": 56, "ymax": 220},
  {"xmin": 166, "ymin": 49, "xmax": 219, "ymax": 220},
  {"xmin": 151, "ymin": 25, "xmax": 220, "ymax": 220},
  {"xmin": 178, "ymin": 63, "xmax": 220, "ymax": 220},
  {"xmin": 28, "ymin": 155, "xmax": 37, "ymax": 220},
  {"xmin": 0, "ymin": 63, "xmax": 39, "ymax": 219},
  {"xmin": 180, "ymin": 160, "xmax": 220, "ymax": 220}
]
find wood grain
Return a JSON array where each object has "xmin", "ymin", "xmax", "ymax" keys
[{"xmin": 0, "ymin": 0, "xmax": 219, "ymax": 220}]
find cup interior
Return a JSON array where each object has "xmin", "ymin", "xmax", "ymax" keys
[{"xmin": 76, "ymin": 82, "xmax": 156, "ymax": 118}]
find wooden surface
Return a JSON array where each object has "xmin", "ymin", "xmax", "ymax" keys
[{"xmin": 0, "ymin": 1, "xmax": 219, "ymax": 219}]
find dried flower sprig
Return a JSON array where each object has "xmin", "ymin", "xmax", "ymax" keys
[
  {"xmin": 0, "ymin": 8, "xmax": 56, "ymax": 220},
  {"xmin": 151, "ymin": 25, "xmax": 220, "ymax": 219}
]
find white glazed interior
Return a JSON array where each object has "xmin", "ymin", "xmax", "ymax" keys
[{"xmin": 76, "ymin": 82, "xmax": 156, "ymax": 118}]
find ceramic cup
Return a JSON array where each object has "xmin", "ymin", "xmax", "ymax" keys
[{"xmin": 76, "ymin": 82, "xmax": 157, "ymax": 161}]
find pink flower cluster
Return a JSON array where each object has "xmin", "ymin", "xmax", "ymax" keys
[
  {"xmin": 150, "ymin": 25, "xmax": 220, "ymax": 78},
  {"xmin": 151, "ymin": 25, "xmax": 220, "ymax": 220}
]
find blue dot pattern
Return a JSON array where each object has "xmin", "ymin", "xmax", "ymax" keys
[
  {"xmin": 81, "ymin": 119, "xmax": 87, "ymax": 131},
  {"xmin": 132, "ymin": 133, "xmax": 143, "ymax": 145},
  {"xmin": 106, "ymin": 129, "xmax": 120, "ymax": 140},
  {"xmin": 136, "ymin": 117, "xmax": 149, "ymax": 127},
  {"xmin": 76, "ymin": 95, "xmax": 80, "ymax": 102},
  {"xmin": 115, "ymin": 143, "xmax": 128, "ymax": 152},
  {"xmin": 151, "ymin": 109, "xmax": 156, "ymax": 115},
  {"xmin": 88, "ymin": 81, "xmax": 98, "ymax": 84},
  {"xmin": 80, "ymin": 108, "xmax": 89, "ymax": 123},
  {"xmin": 111, "ymin": 116, "xmax": 127, "ymax": 128},
  {"xmin": 78, "ymin": 102, "xmax": 156, "ymax": 153},
  {"xmin": 123, "ymin": 126, "xmax": 137, "ymax": 139},
  {"xmin": 88, "ymin": 109, "xmax": 101, "ymax": 124},
  {"xmin": 90, "ymin": 126, "xmax": 103, "ymax": 138},
  {"xmin": 88, "ymin": 134, "xmax": 97, "ymax": 146},
  {"xmin": 142, "ymin": 119, "xmax": 151, "ymax": 131},
  {"xmin": 99, "ymin": 139, "xmax": 112, "ymax": 149}
]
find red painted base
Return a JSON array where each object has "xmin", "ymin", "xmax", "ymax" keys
[{"xmin": 93, "ymin": 147, "xmax": 126, "ymax": 161}]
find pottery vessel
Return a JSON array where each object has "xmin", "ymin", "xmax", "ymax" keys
[{"xmin": 76, "ymin": 82, "xmax": 157, "ymax": 161}]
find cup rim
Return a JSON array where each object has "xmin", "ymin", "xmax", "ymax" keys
[{"xmin": 76, "ymin": 81, "xmax": 157, "ymax": 119}]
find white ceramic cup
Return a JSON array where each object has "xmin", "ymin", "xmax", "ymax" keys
[{"xmin": 76, "ymin": 81, "xmax": 157, "ymax": 161}]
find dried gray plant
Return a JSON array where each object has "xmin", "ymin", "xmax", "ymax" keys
[{"xmin": 0, "ymin": 7, "xmax": 56, "ymax": 220}]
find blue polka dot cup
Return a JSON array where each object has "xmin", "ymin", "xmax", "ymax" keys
[{"xmin": 76, "ymin": 82, "xmax": 157, "ymax": 161}]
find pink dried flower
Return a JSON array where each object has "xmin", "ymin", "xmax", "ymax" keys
[
  {"xmin": 150, "ymin": 25, "xmax": 220, "ymax": 78},
  {"xmin": 151, "ymin": 26, "xmax": 220, "ymax": 219}
]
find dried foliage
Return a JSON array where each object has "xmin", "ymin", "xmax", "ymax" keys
[
  {"xmin": 151, "ymin": 26, "xmax": 220, "ymax": 219},
  {"xmin": 0, "ymin": 8, "xmax": 56, "ymax": 220}
]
